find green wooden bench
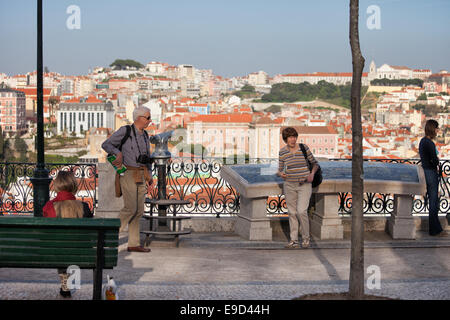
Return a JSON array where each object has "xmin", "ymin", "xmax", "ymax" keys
[{"xmin": 0, "ymin": 216, "xmax": 120, "ymax": 300}]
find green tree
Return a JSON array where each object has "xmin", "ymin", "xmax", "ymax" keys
[
  {"xmin": 241, "ymin": 84, "xmax": 255, "ymax": 92},
  {"xmin": 417, "ymin": 93, "xmax": 427, "ymax": 101},
  {"xmin": 14, "ymin": 136, "xmax": 28, "ymax": 162},
  {"xmin": 0, "ymin": 129, "xmax": 14, "ymax": 162},
  {"xmin": 370, "ymin": 78, "xmax": 423, "ymax": 87},
  {"xmin": 233, "ymin": 85, "xmax": 258, "ymax": 98},
  {"xmin": 176, "ymin": 143, "xmax": 208, "ymax": 157},
  {"xmin": 110, "ymin": 59, "xmax": 144, "ymax": 70}
]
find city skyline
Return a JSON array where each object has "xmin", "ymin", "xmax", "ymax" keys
[{"xmin": 1, "ymin": 0, "xmax": 449, "ymax": 78}]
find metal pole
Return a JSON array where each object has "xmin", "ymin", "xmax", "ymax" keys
[
  {"xmin": 157, "ymin": 163, "xmax": 167, "ymax": 227},
  {"xmin": 31, "ymin": 0, "xmax": 51, "ymax": 217}
]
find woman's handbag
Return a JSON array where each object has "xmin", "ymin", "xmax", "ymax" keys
[{"xmin": 299, "ymin": 144, "xmax": 323, "ymax": 188}]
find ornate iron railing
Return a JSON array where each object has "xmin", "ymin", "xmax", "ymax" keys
[
  {"xmin": 145, "ymin": 157, "xmax": 450, "ymax": 217},
  {"xmin": 0, "ymin": 162, "xmax": 97, "ymax": 215},
  {"xmin": 145, "ymin": 158, "xmax": 277, "ymax": 217},
  {"xmin": 1, "ymin": 158, "xmax": 448, "ymax": 217},
  {"xmin": 331, "ymin": 158, "xmax": 450, "ymax": 215}
]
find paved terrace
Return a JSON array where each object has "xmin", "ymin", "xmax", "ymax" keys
[{"xmin": 0, "ymin": 230, "xmax": 449, "ymax": 300}]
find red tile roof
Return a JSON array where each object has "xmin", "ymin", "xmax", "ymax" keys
[{"xmin": 190, "ymin": 114, "xmax": 253, "ymax": 123}]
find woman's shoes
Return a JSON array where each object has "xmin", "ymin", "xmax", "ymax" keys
[
  {"xmin": 302, "ymin": 238, "xmax": 310, "ymax": 249},
  {"xmin": 437, "ymin": 231, "xmax": 448, "ymax": 237},
  {"xmin": 285, "ymin": 239, "xmax": 311, "ymax": 249},
  {"xmin": 431, "ymin": 230, "xmax": 448, "ymax": 237},
  {"xmin": 60, "ymin": 288, "xmax": 72, "ymax": 298},
  {"xmin": 285, "ymin": 241, "xmax": 300, "ymax": 249}
]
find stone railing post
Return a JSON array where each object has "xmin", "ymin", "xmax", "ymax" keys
[
  {"xmin": 310, "ymin": 193, "xmax": 344, "ymax": 239},
  {"xmin": 235, "ymin": 195, "xmax": 272, "ymax": 241},
  {"xmin": 388, "ymin": 194, "xmax": 416, "ymax": 239},
  {"xmin": 95, "ymin": 163, "xmax": 123, "ymax": 219}
]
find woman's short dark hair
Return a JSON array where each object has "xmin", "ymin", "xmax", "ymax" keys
[
  {"xmin": 282, "ymin": 127, "xmax": 298, "ymax": 143},
  {"xmin": 425, "ymin": 119, "xmax": 439, "ymax": 139}
]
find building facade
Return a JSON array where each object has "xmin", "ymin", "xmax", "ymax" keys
[
  {"xmin": 279, "ymin": 126, "xmax": 339, "ymax": 159},
  {"xmin": 57, "ymin": 96, "xmax": 115, "ymax": 137},
  {"xmin": 0, "ymin": 88, "xmax": 27, "ymax": 136}
]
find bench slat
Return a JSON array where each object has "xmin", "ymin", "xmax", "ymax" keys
[
  {"xmin": 0, "ymin": 258, "xmax": 118, "ymax": 267},
  {"xmin": 0, "ymin": 217, "xmax": 121, "ymax": 230},
  {"xmin": 0, "ymin": 261, "xmax": 117, "ymax": 268},
  {"xmin": 0, "ymin": 239, "xmax": 119, "ymax": 248},
  {"xmin": 0, "ymin": 247, "xmax": 118, "ymax": 256},
  {"xmin": 0, "ymin": 231, "xmax": 118, "ymax": 241},
  {"xmin": 0, "ymin": 254, "xmax": 117, "ymax": 264},
  {"xmin": 0, "ymin": 262, "xmax": 117, "ymax": 269},
  {"xmin": 0, "ymin": 228, "xmax": 98, "ymax": 234}
]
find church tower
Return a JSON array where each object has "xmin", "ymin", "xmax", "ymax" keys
[{"xmin": 368, "ymin": 60, "xmax": 377, "ymax": 82}]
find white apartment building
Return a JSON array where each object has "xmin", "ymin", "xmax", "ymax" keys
[
  {"xmin": 57, "ymin": 97, "xmax": 115, "ymax": 137},
  {"xmin": 146, "ymin": 61, "xmax": 167, "ymax": 76},
  {"xmin": 249, "ymin": 121, "xmax": 281, "ymax": 159},
  {"xmin": 73, "ymin": 77, "xmax": 96, "ymax": 97},
  {"xmin": 375, "ymin": 64, "xmax": 413, "ymax": 79},
  {"xmin": 248, "ymin": 71, "xmax": 269, "ymax": 86},
  {"xmin": 178, "ymin": 65, "xmax": 195, "ymax": 81},
  {"xmin": 274, "ymin": 72, "xmax": 369, "ymax": 86}
]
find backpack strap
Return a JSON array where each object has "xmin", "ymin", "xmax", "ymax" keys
[
  {"xmin": 299, "ymin": 143, "xmax": 312, "ymax": 171},
  {"xmin": 118, "ymin": 125, "xmax": 131, "ymax": 152}
]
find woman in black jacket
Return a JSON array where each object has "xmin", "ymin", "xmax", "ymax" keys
[{"xmin": 419, "ymin": 119, "xmax": 447, "ymax": 237}]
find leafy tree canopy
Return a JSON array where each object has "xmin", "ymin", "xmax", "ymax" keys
[
  {"xmin": 110, "ymin": 59, "xmax": 144, "ymax": 70},
  {"xmin": 370, "ymin": 78, "xmax": 423, "ymax": 87}
]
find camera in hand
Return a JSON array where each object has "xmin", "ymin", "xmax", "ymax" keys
[{"xmin": 136, "ymin": 154, "xmax": 154, "ymax": 164}]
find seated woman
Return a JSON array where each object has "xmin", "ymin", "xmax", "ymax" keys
[{"xmin": 43, "ymin": 171, "xmax": 93, "ymax": 298}]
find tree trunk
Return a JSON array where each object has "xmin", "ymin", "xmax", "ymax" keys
[{"xmin": 349, "ymin": 0, "xmax": 365, "ymax": 299}]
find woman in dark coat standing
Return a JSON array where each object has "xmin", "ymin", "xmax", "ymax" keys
[{"xmin": 419, "ymin": 119, "xmax": 447, "ymax": 237}]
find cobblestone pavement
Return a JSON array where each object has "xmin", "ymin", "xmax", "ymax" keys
[
  {"xmin": 0, "ymin": 232, "xmax": 449, "ymax": 300},
  {"xmin": 0, "ymin": 279, "xmax": 449, "ymax": 300}
]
